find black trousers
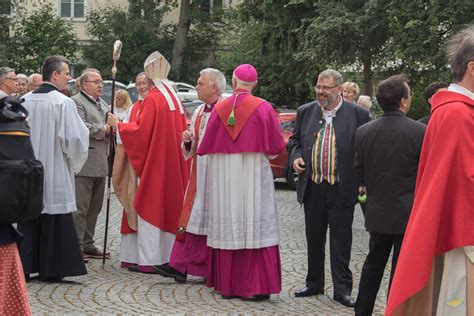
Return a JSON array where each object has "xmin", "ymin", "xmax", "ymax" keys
[
  {"xmin": 355, "ymin": 232, "xmax": 404, "ymax": 316},
  {"xmin": 303, "ymin": 181, "xmax": 354, "ymax": 296}
]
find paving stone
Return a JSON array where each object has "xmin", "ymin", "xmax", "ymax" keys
[{"xmin": 28, "ymin": 181, "xmax": 390, "ymax": 315}]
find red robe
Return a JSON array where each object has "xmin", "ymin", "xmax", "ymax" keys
[
  {"xmin": 118, "ymin": 86, "xmax": 189, "ymax": 235},
  {"xmin": 386, "ymin": 90, "xmax": 474, "ymax": 315}
]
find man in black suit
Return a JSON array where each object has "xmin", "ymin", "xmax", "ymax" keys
[
  {"xmin": 353, "ymin": 75, "xmax": 425, "ymax": 316},
  {"xmin": 288, "ymin": 69, "xmax": 370, "ymax": 307}
]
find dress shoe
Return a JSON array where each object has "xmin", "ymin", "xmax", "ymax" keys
[
  {"xmin": 221, "ymin": 295, "xmax": 238, "ymax": 300},
  {"xmin": 127, "ymin": 265, "xmax": 140, "ymax": 272},
  {"xmin": 153, "ymin": 264, "xmax": 187, "ymax": 283},
  {"xmin": 243, "ymin": 294, "xmax": 271, "ymax": 301},
  {"xmin": 83, "ymin": 248, "xmax": 110, "ymax": 259},
  {"xmin": 333, "ymin": 294, "xmax": 355, "ymax": 307},
  {"xmin": 294, "ymin": 286, "xmax": 324, "ymax": 297}
]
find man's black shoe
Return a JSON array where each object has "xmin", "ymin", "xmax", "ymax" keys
[
  {"xmin": 153, "ymin": 264, "xmax": 187, "ymax": 283},
  {"xmin": 243, "ymin": 294, "xmax": 271, "ymax": 301},
  {"xmin": 333, "ymin": 294, "xmax": 355, "ymax": 307},
  {"xmin": 221, "ymin": 295, "xmax": 238, "ymax": 299},
  {"xmin": 127, "ymin": 265, "xmax": 139, "ymax": 273},
  {"xmin": 294, "ymin": 286, "xmax": 324, "ymax": 297}
]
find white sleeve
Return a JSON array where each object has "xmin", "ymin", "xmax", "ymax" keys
[{"xmin": 59, "ymin": 98, "xmax": 90, "ymax": 173}]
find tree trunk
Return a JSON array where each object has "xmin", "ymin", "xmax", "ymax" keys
[
  {"xmin": 171, "ymin": 0, "xmax": 192, "ymax": 81},
  {"xmin": 362, "ymin": 58, "xmax": 372, "ymax": 96}
]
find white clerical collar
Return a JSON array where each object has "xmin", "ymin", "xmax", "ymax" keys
[{"xmin": 448, "ymin": 83, "xmax": 474, "ymax": 100}]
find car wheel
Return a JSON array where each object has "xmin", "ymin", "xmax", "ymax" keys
[{"xmin": 285, "ymin": 167, "xmax": 298, "ymax": 190}]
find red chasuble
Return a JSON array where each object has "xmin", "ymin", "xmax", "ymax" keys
[
  {"xmin": 386, "ymin": 90, "xmax": 474, "ymax": 315},
  {"xmin": 118, "ymin": 87, "xmax": 189, "ymax": 235}
]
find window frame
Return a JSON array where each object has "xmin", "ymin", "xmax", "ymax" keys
[{"xmin": 58, "ymin": 0, "xmax": 86, "ymax": 21}]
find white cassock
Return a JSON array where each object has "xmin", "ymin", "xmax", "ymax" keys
[{"xmin": 23, "ymin": 89, "xmax": 89, "ymax": 214}]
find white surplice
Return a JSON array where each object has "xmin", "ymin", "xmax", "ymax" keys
[
  {"xmin": 22, "ymin": 89, "xmax": 89, "ymax": 215},
  {"xmin": 182, "ymin": 103, "xmax": 212, "ymax": 235},
  {"xmin": 206, "ymin": 152, "xmax": 280, "ymax": 250}
]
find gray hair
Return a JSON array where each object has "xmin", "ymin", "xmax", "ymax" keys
[
  {"xmin": 357, "ymin": 95, "xmax": 373, "ymax": 110},
  {"xmin": 318, "ymin": 69, "xmax": 343, "ymax": 86},
  {"xmin": 17, "ymin": 73, "xmax": 28, "ymax": 83},
  {"xmin": 28, "ymin": 73, "xmax": 42, "ymax": 84},
  {"xmin": 135, "ymin": 72, "xmax": 146, "ymax": 83},
  {"xmin": 200, "ymin": 68, "xmax": 226, "ymax": 95},
  {"xmin": 80, "ymin": 68, "xmax": 101, "ymax": 85},
  {"xmin": 447, "ymin": 25, "xmax": 474, "ymax": 82},
  {"xmin": 0, "ymin": 67, "xmax": 15, "ymax": 82}
]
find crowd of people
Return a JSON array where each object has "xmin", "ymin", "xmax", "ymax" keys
[{"xmin": 0, "ymin": 23, "xmax": 473, "ymax": 315}]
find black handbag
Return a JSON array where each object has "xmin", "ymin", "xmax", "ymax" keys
[{"xmin": 0, "ymin": 97, "xmax": 44, "ymax": 223}]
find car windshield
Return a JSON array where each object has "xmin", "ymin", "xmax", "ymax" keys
[{"xmin": 102, "ymin": 84, "xmax": 125, "ymax": 105}]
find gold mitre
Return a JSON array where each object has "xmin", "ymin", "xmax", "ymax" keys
[{"xmin": 144, "ymin": 51, "xmax": 171, "ymax": 83}]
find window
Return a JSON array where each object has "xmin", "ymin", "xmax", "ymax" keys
[
  {"xmin": 0, "ymin": 0, "xmax": 12, "ymax": 15},
  {"xmin": 60, "ymin": 0, "xmax": 84, "ymax": 18}
]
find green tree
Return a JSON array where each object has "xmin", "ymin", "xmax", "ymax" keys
[
  {"xmin": 218, "ymin": 0, "xmax": 474, "ymax": 118},
  {"xmin": 83, "ymin": 3, "xmax": 174, "ymax": 84},
  {"xmin": 5, "ymin": 2, "xmax": 78, "ymax": 73},
  {"xmin": 170, "ymin": 0, "xmax": 228, "ymax": 82},
  {"xmin": 217, "ymin": 0, "xmax": 320, "ymax": 107}
]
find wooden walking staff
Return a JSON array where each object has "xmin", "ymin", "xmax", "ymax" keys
[{"xmin": 102, "ymin": 40, "xmax": 122, "ymax": 268}]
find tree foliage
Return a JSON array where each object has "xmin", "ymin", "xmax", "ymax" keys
[
  {"xmin": 83, "ymin": 1, "xmax": 227, "ymax": 84},
  {"xmin": 83, "ymin": 3, "xmax": 174, "ymax": 84},
  {"xmin": 5, "ymin": 2, "xmax": 78, "ymax": 74},
  {"xmin": 170, "ymin": 0, "xmax": 229, "ymax": 82},
  {"xmin": 218, "ymin": 0, "xmax": 474, "ymax": 117}
]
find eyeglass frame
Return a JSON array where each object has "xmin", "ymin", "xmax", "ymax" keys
[
  {"xmin": 314, "ymin": 84, "xmax": 340, "ymax": 92},
  {"xmin": 84, "ymin": 80, "xmax": 104, "ymax": 85}
]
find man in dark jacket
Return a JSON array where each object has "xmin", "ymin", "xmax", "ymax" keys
[
  {"xmin": 288, "ymin": 69, "xmax": 370, "ymax": 307},
  {"xmin": 354, "ymin": 75, "xmax": 426, "ymax": 315}
]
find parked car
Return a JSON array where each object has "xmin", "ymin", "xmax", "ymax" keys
[
  {"xmin": 127, "ymin": 81, "xmax": 198, "ymax": 103},
  {"xmin": 182, "ymin": 100, "xmax": 298, "ymax": 189},
  {"xmin": 270, "ymin": 110, "xmax": 298, "ymax": 189},
  {"xmin": 68, "ymin": 79, "xmax": 127, "ymax": 105}
]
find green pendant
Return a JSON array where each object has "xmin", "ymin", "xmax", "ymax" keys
[{"xmin": 227, "ymin": 109, "xmax": 236, "ymax": 126}]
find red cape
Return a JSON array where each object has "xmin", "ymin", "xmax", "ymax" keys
[
  {"xmin": 386, "ymin": 90, "xmax": 474, "ymax": 315},
  {"xmin": 118, "ymin": 87, "xmax": 189, "ymax": 235}
]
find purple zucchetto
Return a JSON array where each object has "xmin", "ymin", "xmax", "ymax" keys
[{"xmin": 233, "ymin": 64, "xmax": 258, "ymax": 83}]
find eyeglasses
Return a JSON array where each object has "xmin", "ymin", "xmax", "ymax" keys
[
  {"xmin": 85, "ymin": 80, "xmax": 104, "ymax": 85},
  {"xmin": 315, "ymin": 84, "xmax": 339, "ymax": 92}
]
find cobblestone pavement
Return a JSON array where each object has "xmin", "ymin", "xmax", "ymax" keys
[{"xmin": 27, "ymin": 181, "xmax": 390, "ymax": 315}]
